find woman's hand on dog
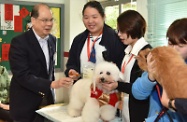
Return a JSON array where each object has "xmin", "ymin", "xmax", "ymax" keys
[
  {"xmin": 147, "ymin": 53, "xmax": 156, "ymax": 81},
  {"xmin": 160, "ymin": 89, "xmax": 170, "ymax": 107},
  {"xmin": 102, "ymin": 80, "xmax": 118, "ymax": 91}
]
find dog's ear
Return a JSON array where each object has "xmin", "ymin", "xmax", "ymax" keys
[
  {"xmin": 136, "ymin": 48, "xmax": 151, "ymax": 71},
  {"xmin": 135, "ymin": 55, "xmax": 140, "ymax": 60},
  {"xmin": 140, "ymin": 48, "xmax": 151, "ymax": 57},
  {"xmin": 136, "ymin": 48, "xmax": 151, "ymax": 61}
]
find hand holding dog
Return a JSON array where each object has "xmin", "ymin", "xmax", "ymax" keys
[
  {"xmin": 161, "ymin": 89, "xmax": 171, "ymax": 108},
  {"xmin": 51, "ymin": 77, "xmax": 73, "ymax": 89},
  {"xmin": 147, "ymin": 53, "xmax": 156, "ymax": 81},
  {"xmin": 102, "ymin": 80, "xmax": 118, "ymax": 91}
]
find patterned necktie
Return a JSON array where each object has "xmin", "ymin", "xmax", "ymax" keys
[
  {"xmin": 89, "ymin": 36, "xmax": 101, "ymax": 63},
  {"xmin": 90, "ymin": 44, "xmax": 96, "ymax": 63}
]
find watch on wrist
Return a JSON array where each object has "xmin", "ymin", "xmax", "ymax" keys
[{"xmin": 168, "ymin": 99, "xmax": 176, "ymax": 112}]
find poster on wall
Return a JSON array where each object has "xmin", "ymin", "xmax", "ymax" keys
[
  {"xmin": 4, "ymin": 4, "xmax": 13, "ymax": 21},
  {"xmin": 51, "ymin": 7, "xmax": 61, "ymax": 66},
  {"xmin": 0, "ymin": 3, "xmax": 63, "ymax": 70},
  {"xmin": 2, "ymin": 43, "xmax": 10, "ymax": 61},
  {"xmin": 51, "ymin": 7, "xmax": 60, "ymax": 39},
  {"xmin": 0, "ymin": 4, "xmax": 20, "ymax": 30}
]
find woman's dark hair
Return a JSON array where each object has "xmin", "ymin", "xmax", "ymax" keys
[
  {"xmin": 31, "ymin": 3, "xmax": 50, "ymax": 18},
  {"xmin": 167, "ymin": 18, "xmax": 187, "ymax": 45},
  {"xmin": 117, "ymin": 10, "xmax": 146, "ymax": 39},
  {"xmin": 82, "ymin": 1, "xmax": 105, "ymax": 18}
]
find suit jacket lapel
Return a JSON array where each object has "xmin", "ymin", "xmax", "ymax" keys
[
  {"xmin": 28, "ymin": 29, "xmax": 47, "ymax": 71},
  {"xmin": 47, "ymin": 36, "xmax": 56, "ymax": 80}
]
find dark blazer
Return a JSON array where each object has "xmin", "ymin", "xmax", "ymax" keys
[
  {"xmin": 117, "ymin": 44, "xmax": 152, "ymax": 122},
  {"xmin": 9, "ymin": 28, "xmax": 56, "ymax": 122},
  {"xmin": 65, "ymin": 24, "xmax": 126, "ymax": 77}
]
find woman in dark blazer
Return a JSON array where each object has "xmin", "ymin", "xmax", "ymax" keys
[{"xmin": 65, "ymin": 1, "xmax": 125, "ymax": 80}]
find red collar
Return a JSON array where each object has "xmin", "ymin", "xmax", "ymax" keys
[{"xmin": 91, "ymin": 87, "xmax": 120, "ymax": 107}]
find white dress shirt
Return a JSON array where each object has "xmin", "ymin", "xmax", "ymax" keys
[{"xmin": 32, "ymin": 29, "xmax": 50, "ymax": 72}]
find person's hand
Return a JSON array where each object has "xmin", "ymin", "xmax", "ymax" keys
[
  {"xmin": 161, "ymin": 89, "xmax": 176, "ymax": 111},
  {"xmin": 68, "ymin": 69, "xmax": 80, "ymax": 80},
  {"xmin": 161, "ymin": 88, "xmax": 170, "ymax": 107},
  {"xmin": 147, "ymin": 53, "xmax": 156, "ymax": 81},
  {"xmin": 51, "ymin": 77, "xmax": 73, "ymax": 89},
  {"xmin": 102, "ymin": 80, "xmax": 118, "ymax": 91},
  {"xmin": 0, "ymin": 102, "xmax": 10, "ymax": 110}
]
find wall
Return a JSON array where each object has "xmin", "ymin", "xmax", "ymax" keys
[{"xmin": 137, "ymin": 0, "xmax": 148, "ymax": 40}]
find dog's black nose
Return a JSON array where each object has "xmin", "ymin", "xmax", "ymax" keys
[{"xmin": 100, "ymin": 77, "xmax": 105, "ymax": 83}]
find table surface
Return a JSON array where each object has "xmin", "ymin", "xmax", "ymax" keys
[{"xmin": 36, "ymin": 103, "xmax": 122, "ymax": 122}]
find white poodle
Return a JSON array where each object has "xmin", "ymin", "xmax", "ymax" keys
[{"xmin": 67, "ymin": 61, "xmax": 121, "ymax": 122}]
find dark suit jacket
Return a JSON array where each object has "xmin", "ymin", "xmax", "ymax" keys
[
  {"xmin": 9, "ymin": 28, "xmax": 56, "ymax": 122},
  {"xmin": 65, "ymin": 24, "xmax": 126, "ymax": 78}
]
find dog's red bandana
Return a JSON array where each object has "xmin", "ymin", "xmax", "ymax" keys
[{"xmin": 91, "ymin": 87, "xmax": 120, "ymax": 107}]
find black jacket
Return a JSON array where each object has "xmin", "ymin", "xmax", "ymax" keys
[
  {"xmin": 9, "ymin": 28, "xmax": 56, "ymax": 122},
  {"xmin": 65, "ymin": 24, "xmax": 126, "ymax": 77}
]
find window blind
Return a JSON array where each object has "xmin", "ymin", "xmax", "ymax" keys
[{"xmin": 147, "ymin": 0, "xmax": 187, "ymax": 47}]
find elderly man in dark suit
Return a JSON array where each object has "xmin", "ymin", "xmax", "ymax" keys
[{"xmin": 9, "ymin": 3, "xmax": 72, "ymax": 122}]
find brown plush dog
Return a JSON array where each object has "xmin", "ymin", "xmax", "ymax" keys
[{"xmin": 136, "ymin": 46, "xmax": 187, "ymax": 99}]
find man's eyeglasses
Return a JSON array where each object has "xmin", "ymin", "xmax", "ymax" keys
[{"xmin": 37, "ymin": 18, "xmax": 54, "ymax": 23}]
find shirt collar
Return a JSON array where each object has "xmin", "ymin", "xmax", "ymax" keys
[
  {"xmin": 125, "ymin": 37, "xmax": 148, "ymax": 56},
  {"xmin": 32, "ymin": 28, "xmax": 49, "ymax": 41}
]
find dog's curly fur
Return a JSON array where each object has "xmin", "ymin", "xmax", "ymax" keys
[
  {"xmin": 67, "ymin": 62, "xmax": 121, "ymax": 122},
  {"xmin": 136, "ymin": 46, "xmax": 187, "ymax": 99}
]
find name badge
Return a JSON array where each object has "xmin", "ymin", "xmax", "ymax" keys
[{"xmin": 82, "ymin": 65, "xmax": 94, "ymax": 79}]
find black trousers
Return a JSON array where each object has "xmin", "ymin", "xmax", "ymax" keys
[{"xmin": 0, "ymin": 108, "xmax": 13, "ymax": 122}]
